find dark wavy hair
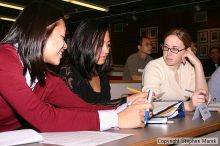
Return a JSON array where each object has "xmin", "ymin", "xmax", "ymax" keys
[
  {"xmin": 68, "ymin": 19, "xmax": 112, "ymax": 79},
  {"xmin": 1, "ymin": 2, "xmax": 64, "ymax": 85}
]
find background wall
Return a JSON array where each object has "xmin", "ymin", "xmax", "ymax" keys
[
  {"xmin": 1, "ymin": 1, "xmax": 220, "ymax": 65},
  {"xmin": 109, "ymin": 2, "xmax": 220, "ymax": 65}
]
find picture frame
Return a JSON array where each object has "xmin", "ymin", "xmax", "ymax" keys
[
  {"xmin": 151, "ymin": 41, "xmax": 158, "ymax": 53},
  {"xmin": 210, "ymin": 30, "xmax": 219, "ymax": 42},
  {"xmin": 210, "ymin": 43, "xmax": 220, "ymax": 49},
  {"xmin": 199, "ymin": 31, "xmax": 208, "ymax": 43},
  {"xmin": 197, "ymin": 28, "xmax": 220, "ymax": 59},
  {"xmin": 149, "ymin": 27, "xmax": 157, "ymax": 39},
  {"xmin": 140, "ymin": 27, "xmax": 147, "ymax": 37},
  {"xmin": 199, "ymin": 45, "xmax": 208, "ymax": 57}
]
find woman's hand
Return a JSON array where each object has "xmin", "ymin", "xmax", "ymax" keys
[
  {"xmin": 118, "ymin": 103, "xmax": 153, "ymax": 128},
  {"xmin": 190, "ymin": 89, "xmax": 208, "ymax": 108},
  {"xmin": 182, "ymin": 47, "xmax": 201, "ymax": 66},
  {"xmin": 127, "ymin": 92, "xmax": 148, "ymax": 104}
]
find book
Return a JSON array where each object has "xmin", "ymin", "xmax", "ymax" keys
[{"xmin": 152, "ymin": 101, "xmax": 184, "ymax": 119}]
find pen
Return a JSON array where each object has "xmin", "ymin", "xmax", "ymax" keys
[
  {"xmin": 127, "ymin": 87, "xmax": 161, "ymax": 101},
  {"xmin": 127, "ymin": 87, "xmax": 141, "ymax": 93},
  {"xmin": 144, "ymin": 89, "xmax": 153, "ymax": 125},
  {"xmin": 186, "ymin": 89, "xmax": 209, "ymax": 103},
  {"xmin": 185, "ymin": 89, "xmax": 193, "ymax": 93}
]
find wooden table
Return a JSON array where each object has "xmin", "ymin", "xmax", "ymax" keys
[{"xmin": 22, "ymin": 112, "xmax": 220, "ymax": 146}]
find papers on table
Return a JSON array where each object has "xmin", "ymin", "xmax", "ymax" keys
[
  {"xmin": 41, "ymin": 131, "xmax": 133, "ymax": 146},
  {"xmin": 0, "ymin": 129, "xmax": 133, "ymax": 146},
  {"xmin": 0, "ymin": 129, "xmax": 43, "ymax": 146}
]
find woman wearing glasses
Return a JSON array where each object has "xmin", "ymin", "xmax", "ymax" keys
[{"xmin": 142, "ymin": 28, "xmax": 209, "ymax": 111}]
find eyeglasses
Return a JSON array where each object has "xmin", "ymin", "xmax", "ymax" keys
[{"xmin": 162, "ymin": 45, "xmax": 186, "ymax": 54}]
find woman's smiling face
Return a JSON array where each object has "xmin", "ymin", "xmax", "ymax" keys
[{"xmin": 43, "ymin": 19, "xmax": 67, "ymax": 65}]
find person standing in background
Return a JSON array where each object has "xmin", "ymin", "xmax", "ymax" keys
[
  {"xmin": 203, "ymin": 46, "xmax": 220, "ymax": 77},
  {"xmin": 123, "ymin": 36, "xmax": 153, "ymax": 80}
]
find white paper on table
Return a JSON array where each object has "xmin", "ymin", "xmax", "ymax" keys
[
  {"xmin": 0, "ymin": 129, "xmax": 43, "ymax": 146},
  {"xmin": 41, "ymin": 131, "xmax": 133, "ymax": 146}
]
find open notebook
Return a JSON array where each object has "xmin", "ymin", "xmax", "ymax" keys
[
  {"xmin": 146, "ymin": 101, "xmax": 184, "ymax": 124},
  {"xmin": 148, "ymin": 101, "xmax": 184, "ymax": 123}
]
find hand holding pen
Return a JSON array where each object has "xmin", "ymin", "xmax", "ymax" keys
[
  {"xmin": 127, "ymin": 87, "xmax": 164, "ymax": 101},
  {"xmin": 191, "ymin": 89, "xmax": 208, "ymax": 106},
  {"xmin": 185, "ymin": 89, "xmax": 209, "ymax": 111},
  {"xmin": 118, "ymin": 98, "xmax": 153, "ymax": 128},
  {"xmin": 144, "ymin": 89, "xmax": 153, "ymax": 125}
]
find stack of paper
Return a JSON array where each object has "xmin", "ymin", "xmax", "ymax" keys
[
  {"xmin": 41, "ymin": 131, "xmax": 133, "ymax": 146},
  {"xmin": 0, "ymin": 129, "xmax": 133, "ymax": 146},
  {"xmin": 0, "ymin": 129, "xmax": 43, "ymax": 146}
]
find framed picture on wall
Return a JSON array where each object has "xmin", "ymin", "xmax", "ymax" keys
[
  {"xmin": 149, "ymin": 27, "xmax": 157, "ymax": 39},
  {"xmin": 210, "ymin": 30, "xmax": 219, "ymax": 42},
  {"xmin": 197, "ymin": 28, "xmax": 220, "ymax": 59},
  {"xmin": 210, "ymin": 43, "xmax": 220, "ymax": 49},
  {"xmin": 140, "ymin": 28, "xmax": 147, "ymax": 37},
  {"xmin": 199, "ymin": 45, "xmax": 208, "ymax": 57},
  {"xmin": 151, "ymin": 41, "xmax": 158, "ymax": 53},
  {"xmin": 199, "ymin": 31, "xmax": 208, "ymax": 43}
]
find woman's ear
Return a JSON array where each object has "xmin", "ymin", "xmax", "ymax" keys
[{"xmin": 137, "ymin": 45, "xmax": 141, "ymax": 50}]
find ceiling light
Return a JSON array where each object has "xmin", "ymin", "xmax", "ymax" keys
[
  {"xmin": 0, "ymin": 16, "xmax": 16, "ymax": 22},
  {"xmin": 0, "ymin": 1, "xmax": 24, "ymax": 10},
  {"xmin": 62, "ymin": 0, "xmax": 109, "ymax": 12}
]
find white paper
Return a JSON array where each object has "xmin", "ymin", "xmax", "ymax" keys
[
  {"xmin": 192, "ymin": 106, "xmax": 200, "ymax": 120},
  {"xmin": 153, "ymin": 101, "xmax": 179, "ymax": 115},
  {"xmin": 0, "ymin": 129, "xmax": 43, "ymax": 146},
  {"xmin": 192, "ymin": 103, "xmax": 212, "ymax": 121},
  {"xmin": 147, "ymin": 117, "xmax": 168, "ymax": 124},
  {"xmin": 198, "ymin": 103, "xmax": 211, "ymax": 120},
  {"xmin": 41, "ymin": 131, "xmax": 133, "ymax": 146}
]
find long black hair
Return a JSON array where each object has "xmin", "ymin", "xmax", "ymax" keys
[
  {"xmin": 1, "ymin": 2, "xmax": 64, "ymax": 85},
  {"xmin": 68, "ymin": 19, "xmax": 112, "ymax": 79}
]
